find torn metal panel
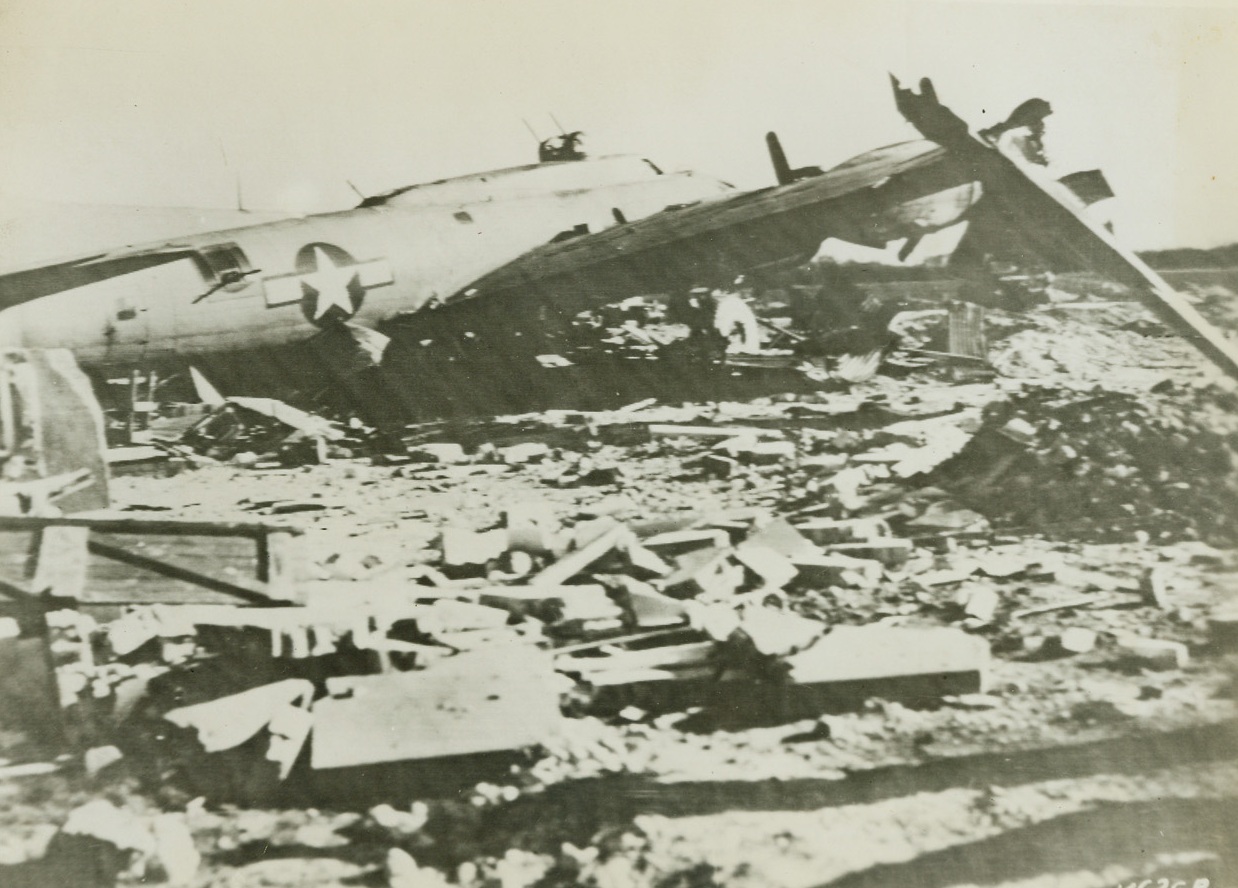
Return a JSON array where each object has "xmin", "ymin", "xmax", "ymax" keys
[
  {"xmin": 405, "ymin": 136, "xmax": 964, "ymax": 330},
  {"xmin": 661, "ymin": 547, "xmax": 745, "ymax": 600},
  {"xmin": 164, "ymin": 678, "xmax": 314, "ymax": 754},
  {"xmin": 823, "ymin": 539, "xmax": 914, "ymax": 568},
  {"xmin": 609, "ymin": 579, "xmax": 689, "ymax": 628},
  {"xmin": 733, "ymin": 544, "xmax": 798, "ymax": 590},
  {"xmin": 224, "ymin": 396, "xmax": 345, "ymax": 441},
  {"xmin": 742, "ymin": 519, "xmax": 823, "ymax": 562},
  {"xmin": 266, "ymin": 702, "xmax": 313, "ymax": 779}
]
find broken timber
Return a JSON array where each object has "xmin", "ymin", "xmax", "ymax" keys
[{"xmin": 0, "ymin": 515, "xmax": 301, "ymax": 607}]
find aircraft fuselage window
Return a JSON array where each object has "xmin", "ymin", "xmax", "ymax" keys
[{"xmin": 198, "ymin": 243, "xmax": 253, "ymax": 292}]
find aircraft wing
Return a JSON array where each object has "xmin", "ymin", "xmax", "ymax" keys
[
  {"xmin": 427, "ymin": 138, "xmax": 970, "ymax": 323},
  {"xmin": 0, "ymin": 247, "xmax": 207, "ymax": 310},
  {"xmin": 422, "ymin": 77, "xmax": 1238, "ymax": 383},
  {"xmin": 888, "ymin": 76, "xmax": 1238, "ymax": 381}
]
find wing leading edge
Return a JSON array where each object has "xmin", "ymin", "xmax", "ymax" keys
[{"xmin": 0, "ymin": 248, "xmax": 208, "ymax": 311}]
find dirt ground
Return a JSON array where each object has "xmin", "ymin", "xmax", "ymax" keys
[{"xmin": 2, "ymin": 277, "xmax": 1237, "ymax": 888}]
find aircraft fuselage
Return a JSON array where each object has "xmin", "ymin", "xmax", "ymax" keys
[
  {"xmin": 0, "ymin": 156, "xmax": 735, "ymax": 369},
  {"xmin": 0, "ymin": 140, "xmax": 982, "ymax": 384}
]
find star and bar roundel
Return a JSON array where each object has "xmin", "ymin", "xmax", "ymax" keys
[{"xmin": 262, "ymin": 242, "xmax": 393, "ymax": 326}]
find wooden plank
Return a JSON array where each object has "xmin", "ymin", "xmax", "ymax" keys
[
  {"xmin": 260, "ymin": 531, "xmax": 299, "ymax": 601},
  {"xmin": 0, "ymin": 634, "xmax": 64, "ymax": 746},
  {"xmin": 902, "ymin": 348, "xmax": 988, "ymax": 364},
  {"xmin": 0, "ymin": 574, "xmax": 37, "ymax": 605},
  {"xmin": 0, "ymin": 360, "xmax": 14, "ymax": 454},
  {"xmin": 31, "ymin": 526, "xmax": 89, "ymax": 598},
  {"xmin": 551, "ymin": 626, "xmax": 693, "ymax": 655},
  {"xmin": 0, "ymin": 531, "xmax": 36, "ymax": 589},
  {"xmin": 79, "ymin": 569, "xmax": 264, "ymax": 607},
  {"xmin": 92, "ymin": 532, "xmax": 258, "ymax": 565},
  {"xmin": 559, "ymin": 639, "xmax": 716, "ymax": 672},
  {"xmin": 0, "ymin": 515, "xmax": 300, "ymax": 537},
  {"xmin": 85, "ymin": 538, "xmax": 291, "ymax": 606},
  {"xmin": 0, "ymin": 761, "xmax": 61, "ymax": 780},
  {"xmin": 532, "ymin": 524, "xmax": 629, "ymax": 586},
  {"xmin": 0, "ymin": 519, "xmax": 303, "ymax": 606}
]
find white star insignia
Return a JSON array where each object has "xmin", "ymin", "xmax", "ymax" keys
[{"xmin": 301, "ymin": 246, "xmax": 359, "ymax": 320}]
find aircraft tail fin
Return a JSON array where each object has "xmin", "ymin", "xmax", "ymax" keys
[{"xmin": 766, "ymin": 132, "xmax": 823, "ymax": 186}]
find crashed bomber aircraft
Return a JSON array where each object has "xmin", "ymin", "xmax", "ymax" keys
[{"xmin": 1, "ymin": 77, "xmax": 1236, "ymax": 406}]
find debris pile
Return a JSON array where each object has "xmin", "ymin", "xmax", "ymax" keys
[
  {"xmin": 170, "ymin": 392, "xmax": 370, "ymax": 468},
  {"xmin": 926, "ymin": 384, "xmax": 1238, "ymax": 543},
  {"xmin": 48, "ymin": 500, "xmax": 991, "ymax": 793},
  {"xmin": 4, "ymin": 290, "xmax": 1238, "ymax": 887},
  {"xmin": 41, "ymin": 309, "xmax": 1238, "ymax": 799},
  {"xmin": 986, "ymin": 303, "xmax": 1202, "ymax": 386}
]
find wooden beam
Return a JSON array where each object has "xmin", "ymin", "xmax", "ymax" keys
[
  {"xmin": 0, "ymin": 515, "xmax": 300, "ymax": 538},
  {"xmin": 86, "ymin": 538, "xmax": 292, "ymax": 607}
]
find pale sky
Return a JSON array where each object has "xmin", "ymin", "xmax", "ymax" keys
[{"xmin": 1, "ymin": 0, "xmax": 1235, "ymax": 250}]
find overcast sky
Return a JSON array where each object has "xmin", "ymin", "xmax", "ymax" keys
[{"xmin": 1, "ymin": 0, "xmax": 1235, "ymax": 250}]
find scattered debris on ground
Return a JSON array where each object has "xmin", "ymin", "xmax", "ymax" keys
[{"xmin": 3, "ymin": 277, "xmax": 1238, "ymax": 887}]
